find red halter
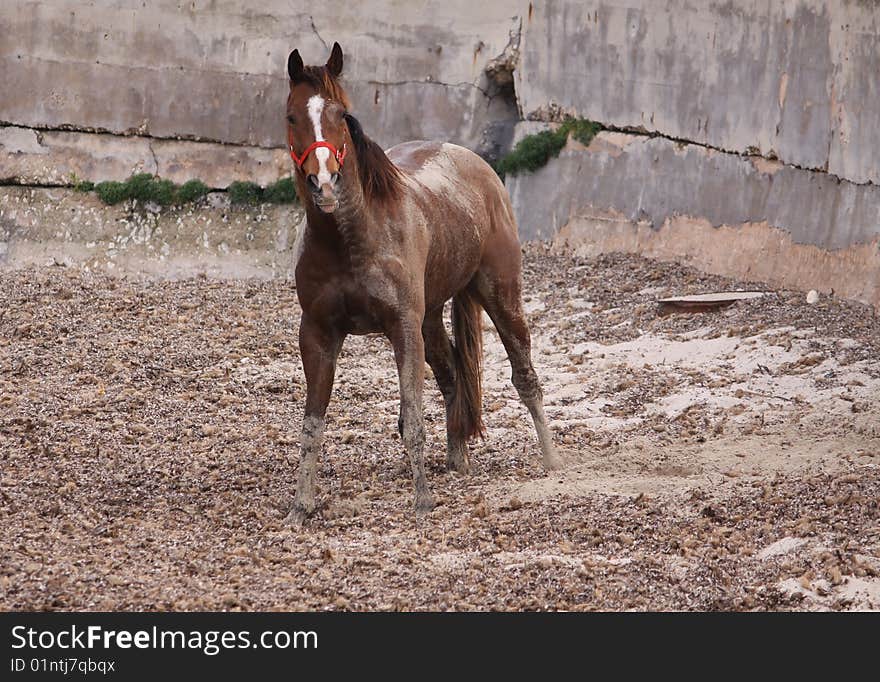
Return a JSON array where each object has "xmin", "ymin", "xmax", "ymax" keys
[{"xmin": 287, "ymin": 129, "xmax": 347, "ymax": 169}]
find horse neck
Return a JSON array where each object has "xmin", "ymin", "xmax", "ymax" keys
[{"xmin": 303, "ymin": 160, "xmax": 377, "ymax": 264}]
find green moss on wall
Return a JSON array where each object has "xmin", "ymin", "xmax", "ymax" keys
[
  {"xmin": 85, "ymin": 174, "xmax": 299, "ymax": 207},
  {"xmin": 494, "ymin": 118, "xmax": 602, "ymax": 180}
]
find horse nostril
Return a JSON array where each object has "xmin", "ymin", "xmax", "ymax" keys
[
  {"xmin": 330, "ymin": 172, "xmax": 340, "ymax": 186},
  {"xmin": 307, "ymin": 174, "xmax": 320, "ymax": 189}
]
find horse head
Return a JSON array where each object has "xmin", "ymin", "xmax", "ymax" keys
[{"xmin": 286, "ymin": 42, "xmax": 351, "ymax": 214}]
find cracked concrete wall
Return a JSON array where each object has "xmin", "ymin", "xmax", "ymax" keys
[
  {"xmin": 4, "ymin": 0, "xmax": 876, "ymax": 179},
  {"xmin": 3, "ymin": 0, "xmax": 878, "ymax": 298},
  {"xmin": 510, "ymin": 132, "xmax": 880, "ymax": 250},
  {"xmin": 506, "ymin": 0, "xmax": 879, "ymax": 304},
  {"xmin": 1, "ymin": 0, "xmax": 523, "ymax": 153},
  {"xmin": 0, "ymin": 186, "xmax": 303, "ymax": 278},
  {"xmin": 518, "ymin": 0, "xmax": 880, "ymax": 185},
  {"xmin": 8, "ymin": 0, "xmax": 875, "ymax": 183},
  {"xmin": 0, "ymin": 125, "xmax": 290, "ymax": 188},
  {"xmin": 507, "ymin": 132, "xmax": 880, "ymax": 306}
]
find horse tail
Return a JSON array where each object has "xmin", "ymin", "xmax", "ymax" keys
[{"xmin": 449, "ymin": 289, "xmax": 485, "ymax": 441}]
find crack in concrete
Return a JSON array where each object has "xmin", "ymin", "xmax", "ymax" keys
[
  {"xmin": 308, "ymin": 16, "xmax": 329, "ymax": 51},
  {"xmin": 485, "ymin": 18, "xmax": 522, "ymax": 87},
  {"xmin": 5, "ymin": 104, "xmax": 872, "ymax": 191},
  {"xmin": 367, "ymin": 79, "xmax": 491, "ymax": 99},
  {"xmin": 589, "ymin": 122, "xmax": 876, "ymax": 189},
  {"xmin": 0, "ymin": 178, "xmax": 227, "ymax": 192},
  {"xmin": 0, "ymin": 121, "xmax": 285, "ymax": 152},
  {"xmin": 0, "ymin": 180, "xmax": 85, "ymax": 190},
  {"xmin": 147, "ymin": 139, "xmax": 160, "ymax": 176}
]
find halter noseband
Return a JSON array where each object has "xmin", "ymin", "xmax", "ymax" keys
[{"xmin": 288, "ymin": 133, "xmax": 347, "ymax": 170}]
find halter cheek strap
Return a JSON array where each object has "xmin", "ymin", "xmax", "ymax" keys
[{"xmin": 287, "ymin": 130, "xmax": 347, "ymax": 169}]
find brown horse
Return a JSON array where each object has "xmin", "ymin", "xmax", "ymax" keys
[{"xmin": 284, "ymin": 42, "xmax": 562, "ymax": 525}]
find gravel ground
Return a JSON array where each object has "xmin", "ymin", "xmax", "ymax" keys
[{"xmin": 1, "ymin": 245, "xmax": 878, "ymax": 611}]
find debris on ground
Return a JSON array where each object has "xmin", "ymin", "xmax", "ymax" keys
[
  {"xmin": 1, "ymin": 245, "xmax": 877, "ymax": 611},
  {"xmin": 656, "ymin": 291, "xmax": 764, "ymax": 316}
]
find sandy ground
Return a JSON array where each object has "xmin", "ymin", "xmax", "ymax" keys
[{"xmin": 1, "ymin": 246, "xmax": 878, "ymax": 611}]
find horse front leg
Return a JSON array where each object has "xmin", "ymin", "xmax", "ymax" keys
[
  {"xmin": 286, "ymin": 314, "xmax": 343, "ymax": 527},
  {"xmin": 389, "ymin": 314, "xmax": 434, "ymax": 517}
]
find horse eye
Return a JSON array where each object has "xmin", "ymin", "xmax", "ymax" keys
[{"xmin": 286, "ymin": 115, "xmax": 296, "ymax": 125}]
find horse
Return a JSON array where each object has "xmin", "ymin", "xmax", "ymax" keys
[{"xmin": 284, "ymin": 42, "xmax": 562, "ymax": 525}]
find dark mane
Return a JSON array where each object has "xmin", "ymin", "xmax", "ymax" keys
[{"xmin": 343, "ymin": 112, "xmax": 403, "ymax": 204}]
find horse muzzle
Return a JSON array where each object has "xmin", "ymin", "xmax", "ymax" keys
[
  {"xmin": 315, "ymin": 198, "xmax": 339, "ymax": 214},
  {"xmin": 307, "ymin": 173, "xmax": 340, "ymax": 213}
]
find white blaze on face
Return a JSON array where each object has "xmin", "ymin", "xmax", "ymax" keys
[{"xmin": 307, "ymin": 95, "xmax": 332, "ymax": 186}]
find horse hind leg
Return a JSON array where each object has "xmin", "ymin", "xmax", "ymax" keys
[
  {"xmin": 422, "ymin": 308, "xmax": 470, "ymax": 473},
  {"xmin": 472, "ymin": 273, "xmax": 563, "ymax": 471}
]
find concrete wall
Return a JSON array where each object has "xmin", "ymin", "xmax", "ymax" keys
[
  {"xmin": 4, "ymin": 1, "xmax": 876, "ymax": 181},
  {"xmin": 509, "ymin": 132, "xmax": 880, "ymax": 250},
  {"xmin": 1, "ymin": 1, "xmax": 878, "ymax": 305},
  {"xmin": 0, "ymin": 125, "xmax": 291, "ymax": 187},
  {"xmin": 506, "ymin": 0, "xmax": 880, "ymax": 306},
  {"xmin": 1, "ymin": 0, "xmax": 522, "ymax": 151},
  {"xmin": 507, "ymin": 132, "xmax": 880, "ymax": 305},
  {"xmin": 0, "ymin": 186, "xmax": 302, "ymax": 279},
  {"xmin": 3, "ymin": 0, "xmax": 877, "ymax": 180},
  {"xmin": 518, "ymin": 0, "xmax": 880, "ymax": 185}
]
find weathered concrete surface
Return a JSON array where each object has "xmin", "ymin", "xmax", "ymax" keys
[
  {"xmin": 508, "ymin": 131, "xmax": 880, "ymax": 250},
  {"xmin": 3, "ymin": 0, "xmax": 877, "ymax": 295},
  {"xmin": 518, "ymin": 0, "xmax": 880, "ymax": 185},
  {"xmin": 506, "ymin": 131, "xmax": 880, "ymax": 306},
  {"xmin": 558, "ymin": 212, "xmax": 880, "ymax": 308},
  {"xmin": 1, "ymin": 0, "xmax": 523, "ymax": 152},
  {"xmin": 0, "ymin": 187, "xmax": 303, "ymax": 278},
  {"xmin": 827, "ymin": 4, "xmax": 880, "ymax": 186},
  {"xmin": 0, "ymin": 125, "xmax": 290, "ymax": 187}
]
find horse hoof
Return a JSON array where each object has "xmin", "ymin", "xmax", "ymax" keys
[
  {"xmin": 446, "ymin": 455, "xmax": 470, "ymax": 475},
  {"xmin": 284, "ymin": 505, "xmax": 312, "ymax": 528},
  {"xmin": 543, "ymin": 452, "xmax": 565, "ymax": 472},
  {"xmin": 414, "ymin": 494, "xmax": 435, "ymax": 518}
]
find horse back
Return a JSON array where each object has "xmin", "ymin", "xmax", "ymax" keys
[
  {"xmin": 388, "ymin": 141, "xmax": 506, "ymax": 206},
  {"xmin": 390, "ymin": 141, "xmax": 514, "ymax": 231},
  {"xmin": 386, "ymin": 140, "xmax": 520, "ymax": 310}
]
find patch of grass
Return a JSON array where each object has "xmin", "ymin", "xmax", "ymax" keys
[
  {"xmin": 227, "ymin": 181, "xmax": 264, "ymax": 205},
  {"xmin": 82, "ymin": 173, "xmax": 299, "ymax": 207},
  {"xmin": 68, "ymin": 173, "xmax": 94, "ymax": 193},
  {"xmin": 177, "ymin": 179, "xmax": 211, "ymax": 203},
  {"xmin": 564, "ymin": 118, "xmax": 603, "ymax": 146},
  {"xmin": 92, "ymin": 174, "xmax": 204, "ymax": 206},
  {"xmin": 73, "ymin": 180, "xmax": 95, "ymax": 193},
  {"xmin": 262, "ymin": 177, "xmax": 298, "ymax": 204},
  {"xmin": 228, "ymin": 178, "xmax": 299, "ymax": 205},
  {"xmin": 494, "ymin": 118, "xmax": 603, "ymax": 180},
  {"xmin": 120, "ymin": 173, "xmax": 178, "ymax": 205},
  {"xmin": 125, "ymin": 173, "xmax": 157, "ymax": 201},
  {"xmin": 94, "ymin": 181, "xmax": 129, "ymax": 205}
]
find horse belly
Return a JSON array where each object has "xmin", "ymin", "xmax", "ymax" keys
[
  {"xmin": 423, "ymin": 234, "xmax": 482, "ymax": 310},
  {"xmin": 339, "ymin": 283, "xmax": 396, "ymax": 336},
  {"xmin": 340, "ymin": 297, "xmax": 386, "ymax": 335},
  {"xmin": 344, "ymin": 315, "xmax": 383, "ymax": 336}
]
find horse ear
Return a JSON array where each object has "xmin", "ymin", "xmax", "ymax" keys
[
  {"xmin": 326, "ymin": 42, "xmax": 343, "ymax": 77},
  {"xmin": 288, "ymin": 49, "xmax": 304, "ymax": 82}
]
